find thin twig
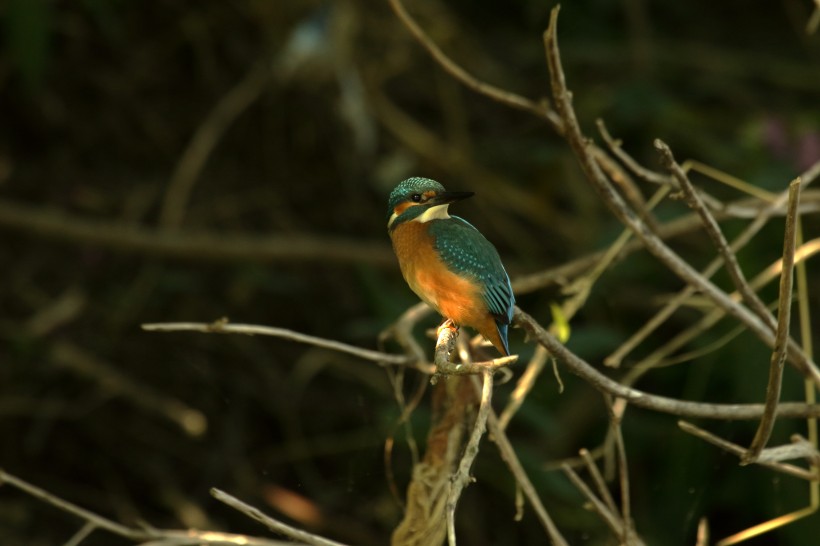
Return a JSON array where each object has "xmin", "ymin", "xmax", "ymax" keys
[
  {"xmin": 512, "ymin": 196, "xmax": 808, "ymax": 298},
  {"xmin": 579, "ymin": 448, "xmax": 618, "ymax": 516},
  {"xmin": 498, "ymin": 345, "xmax": 549, "ymax": 430},
  {"xmin": 696, "ymin": 518, "xmax": 710, "ymax": 546},
  {"xmin": 605, "ymin": 177, "xmax": 804, "ymax": 368},
  {"xmin": 0, "ymin": 469, "xmax": 291, "ymax": 546},
  {"xmin": 597, "ymin": 119, "xmax": 672, "ymax": 187},
  {"xmin": 485, "ymin": 410, "xmax": 569, "ymax": 545},
  {"xmin": 655, "ymin": 139, "xmax": 776, "ymax": 331},
  {"xmin": 387, "ymin": 0, "xmax": 562, "ymax": 132},
  {"xmin": 543, "ymin": 6, "xmax": 820, "ymax": 388},
  {"xmin": 742, "ymin": 179, "xmax": 802, "ymax": 464},
  {"xmin": 514, "ymin": 307, "xmax": 820, "ymax": 419},
  {"xmin": 385, "ymin": 302, "xmax": 432, "ymax": 365},
  {"xmin": 620, "ymin": 238, "xmax": 820, "ymax": 382},
  {"xmin": 561, "ymin": 463, "xmax": 624, "ymax": 535},
  {"xmin": 211, "ymin": 488, "xmax": 348, "ymax": 546},
  {"xmin": 0, "ymin": 468, "xmax": 143, "ymax": 540},
  {"xmin": 62, "ymin": 522, "xmax": 96, "ymax": 546},
  {"xmin": 141, "ymin": 319, "xmax": 424, "ymax": 370},
  {"xmin": 678, "ymin": 422, "xmax": 817, "ymax": 481},
  {"xmin": 160, "ymin": 60, "xmax": 274, "ymax": 229},
  {"xmin": 446, "ymin": 372, "xmax": 494, "ymax": 546},
  {"xmin": 610, "ymin": 410, "xmax": 641, "ymax": 544},
  {"xmin": 51, "ymin": 341, "xmax": 207, "ymax": 437}
]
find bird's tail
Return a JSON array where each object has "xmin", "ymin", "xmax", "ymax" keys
[{"xmin": 494, "ymin": 321, "xmax": 510, "ymax": 356}]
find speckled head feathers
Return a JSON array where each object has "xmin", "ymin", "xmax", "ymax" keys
[{"xmin": 386, "ymin": 177, "xmax": 447, "ymax": 220}]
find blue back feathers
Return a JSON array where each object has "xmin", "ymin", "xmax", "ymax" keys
[{"xmin": 429, "ymin": 216, "xmax": 515, "ymax": 327}]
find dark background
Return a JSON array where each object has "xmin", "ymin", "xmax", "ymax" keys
[{"xmin": 1, "ymin": 1, "xmax": 819, "ymax": 544}]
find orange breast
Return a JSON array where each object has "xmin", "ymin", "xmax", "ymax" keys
[{"xmin": 390, "ymin": 222, "xmax": 501, "ymax": 351}]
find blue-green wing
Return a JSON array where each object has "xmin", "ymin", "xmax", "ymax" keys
[{"xmin": 429, "ymin": 216, "xmax": 515, "ymax": 324}]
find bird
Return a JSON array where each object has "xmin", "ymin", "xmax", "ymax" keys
[{"xmin": 387, "ymin": 177, "xmax": 515, "ymax": 356}]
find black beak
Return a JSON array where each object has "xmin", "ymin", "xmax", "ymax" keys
[{"xmin": 429, "ymin": 191, "xmax": 474, "ymax": 205}]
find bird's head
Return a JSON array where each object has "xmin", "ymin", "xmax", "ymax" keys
[{"xmin": 386, "ymin": 177, "xmax": 473, "ymax": 230}]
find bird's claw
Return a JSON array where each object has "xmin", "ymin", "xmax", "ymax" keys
[{"xmin": 437, "ymin": 319, "xmax": 459, "ymax": 336}]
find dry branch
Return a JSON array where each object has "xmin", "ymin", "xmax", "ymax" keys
[
  {"xmin": 515, "ymin": 307, "xmax": 820, "ymax": 419},
  {"xmin": 211, "ymin": 488, "xmax": 348, "ymax": 546},
  {"xmin": 543, "ymin": 7, "xmax": 820, "ymax": 389},
  {"xmin": 142, "ymin": 319, "xmax": 419, "ymax": 369},
  {"xmin": 743, "ymin": 179, "xmax": 802, "ymax": 464},
  {"xmin": 0, "ymin": 469, "xmax": 296, "ymax": 546}
]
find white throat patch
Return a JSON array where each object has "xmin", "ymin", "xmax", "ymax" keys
[
  {"xmin": 388, "ymin": 203, "xmax": 451, "ymax": 229},
  {"xmin": 415, "ymin": 204, "xmax": 451, "ymax": 223}
]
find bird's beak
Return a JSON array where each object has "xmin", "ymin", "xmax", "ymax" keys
[{"xmin": 430, "ymin": 191, "xmax": 474, "ymax": 205}]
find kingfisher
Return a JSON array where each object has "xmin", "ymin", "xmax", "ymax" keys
[{"xmin": 387, "ymin": 177, "xmax": 515, "ymax": 356}]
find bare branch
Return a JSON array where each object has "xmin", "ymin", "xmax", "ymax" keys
[
  {"xmin": 606, "ymin": 178, "xmax": 810, "ymax": 368},
  {"xmin": 0, "ymin": 469, "xmax": 293, "ymax": 546},
  {"xmin": 619, "ymin": 238, "xmax": 820, "ymax": 381},
  {"xmin": 561, "ymin": 463, "xmax": 624, "ymax": 536},
  {"xmin": 0, "ymin": 468, "xmax": 142, "ymax": 540},
  {"xmin": 515, "ymin": 307, "xmax": 820, "ymax": 419},
  {"xmin": 743, "ymin": 179, "xmax": 802, "ymax": 464},
  {"xmin": 486, "ymin": 410, "xmax": 569, "ymax": 545},
  {"xmin": 211, "ymin": 488, "xmax": 348, "ymax": 546},
  {"xmin": 387, "ymin": 0, "xmax": 562, "ymax": 132},
  {"xmin": 161, "ymin": 60, "xmax": 274, "ymax": 229},
  {"xmin": 543, "ymin": 6, "xmax": 820, "ymax": 388},
  {"xmin": 498, "ymin": 346, "xmax": 549, "ymax": 430},
  {"xmin": 678, "ymin": 422, "xmax": 817, "ymax": 481},
  {"xmin": 141, "ymin": 319, "xmax": 423, "ymax": 370},
  {"xmin": 579, "ymin": 448, "xmax": 618, "ymax": 516},
  {"xmin": 51, "ymin": 341, "xmax": 207, "ymax": 437},
  {"xmin": 610, "ymin": 410, "xmax": 642, "ymax": 545},
  {"xmin": 446, "ymin": 372, "xmax": 494, "ymax": 546},
  {"xmin": 655, "ymin": 139, "xmax": 775, "ymax": 331}
]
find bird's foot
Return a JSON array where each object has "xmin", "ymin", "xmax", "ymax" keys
[{"xmin": 437, "ymin": 319, "xmax": 459, "ymax": 336}]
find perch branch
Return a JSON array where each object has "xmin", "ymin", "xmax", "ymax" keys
[{"xmin": 432, "ymin": 324, "xmax": 518, "ymax": 378}]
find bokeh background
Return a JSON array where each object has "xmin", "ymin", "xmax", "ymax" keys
[{"xmin": 2, "ymin": 1, "xmax": 819, "ymax": 544}]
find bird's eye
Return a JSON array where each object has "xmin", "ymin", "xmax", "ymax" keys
[{"xmin": 411, "ymin": 194, "xmax": 422, "ymax": 203}]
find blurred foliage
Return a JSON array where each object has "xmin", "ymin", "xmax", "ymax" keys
[{"xmin": 1, "ymin": 1, "xmax": 819, "ymax": 545}]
